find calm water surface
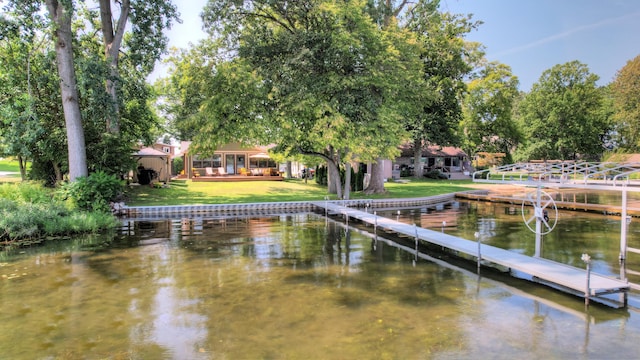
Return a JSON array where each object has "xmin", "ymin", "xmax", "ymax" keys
[{"xmin": 2, "ymin": 202, "xmax": 640, "ymax": 359}]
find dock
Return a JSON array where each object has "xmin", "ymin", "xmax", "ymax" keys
[
  {"xmin": 456, "ymin": 191, "xmax": 640, "ymax": 217},
  {"xmin": 312, "ymin": 201, "xmax": 630, "ymax": 307}
]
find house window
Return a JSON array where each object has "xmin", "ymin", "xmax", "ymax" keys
[
  {"xmin": 212, "ymin": 154, "xmax": 222, "ymax": 168},
  {"xmin": 163, "ymin": 147, "xmax": 171, "ymax": 154},
  {"xmin": 193, "ymin": 154, "xmax": 222, "ymax": 168}
]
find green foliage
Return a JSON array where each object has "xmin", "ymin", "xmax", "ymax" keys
[
  {"xmin": 172, "ymin": 156, "xmax": 184, "ymax": 175},
  {"xmin": 0, "ymin": 182, "xmax": 51, "ymax": 204},
  {"xmin": 315, "ymin": 166, "xmax": 328, "ymax": 186},
  {"xmin": 311, "ymin": 165, "xmax": 364, "ymax": 191},
  {"xmin": 57, "ymin": 171, "xmax": 124, "ymax": 212},
  {"xmin": 0, "ymin": 182, "xmax": 118, "ymax": 243},
  {"xmin": 611, "ymin": 54, "xmax": 640, "ymax": 151},
  {"xmin": 350, "ymin": 166, "xmax": 365, "ymax": 192},
  {"xmin": 402, "ymin": 3, "xmax": 482, "ymax": 175},
  {"xmin": 424, "ymin": 170, "xmax": 449, "ymax": 179},
  {"xmin": 461, "ymin": 62, "xmax": 521, "ymax": 158},
  {"xmin": 514, "ymin": 61, "xmax": 610, "ymax": 161}
]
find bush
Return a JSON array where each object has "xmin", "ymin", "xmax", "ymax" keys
[
  {"xmin": 424, "ymin": 170, "xmax": 449, "ymax": 179},
  {"xmin": 0, "ymin": 181, "xmax": 51, "ymax": 204},
  {"xmin": 0, "ymin": 182, "xmax": 120, "ymax": 244},
  {"xmin": 57, "ymin": 171, "xmax": 124, "ymax": 212},
  {"xmin": 172, "ymin": 157, "xmax": 184, "ymax": 176}
]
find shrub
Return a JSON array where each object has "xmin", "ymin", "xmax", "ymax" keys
[
  {"xmin": 172, "ymin": 157, "xmax": 184, "ymax": 176},
  {"xmin": 57, "ymin": 171, "xmax": 124, "ymax": 212},
  {"xmin": 424, "ymin": 170, "xmax": 449, "ymax": 179},
  {"xmin": 0, "ymin": 182, "xmax": 51, "ymax": 204},
  {"xmin": 0, "ymin": 182, "xmax": 119, "ymax": 244}
]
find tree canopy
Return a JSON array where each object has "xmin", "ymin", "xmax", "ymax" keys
[
  {"xmin": 514, "ymin": 61, "xmax": 609, "ymax": 161},
  {"xmin": 184, "ymin": 0, "xmax": 416, "ymax": 197},
  {"xmin": 1, "ymin": 0, "xmax": 178, "ymax": 182},
  {"xmin": 611, "ymin": 54, "xmax": 640, "ymax": 151},
  {"xmin": 461, "ymin": 61, "xmax": 521, "ymax": 162}
]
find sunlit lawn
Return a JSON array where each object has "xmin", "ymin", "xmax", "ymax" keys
[
  {"xmin": 125, "ymin": 178, "xmax": 476, "ymax": 206},
  {"xmin": 0, "ymin": 158, "xmax": 23, "ymax": 183}
]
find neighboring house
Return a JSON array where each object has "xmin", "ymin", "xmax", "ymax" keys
[
  {"xmin": 604, "ymin": 153, "xmax": 640, "ymax": 163},
  {"xmin": 473, "ymin": 152, "xmax": 506, "ymax": 168},
  {"xmin": 394, "ymin": 144, "xmax": 470, "ymax": 178},
  {"xmin": 151, "ymin": 143, "xmax": 177, "ymax": 158}
]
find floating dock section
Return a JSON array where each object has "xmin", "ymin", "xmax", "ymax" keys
[{"xmin": 312, "ymin": 201, "xmax": 630, "ymax": 307}]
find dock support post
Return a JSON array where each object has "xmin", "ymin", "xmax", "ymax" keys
[
  {"xmin": 535, "ymin": 186, "xmax": 542, "ymax": 257},
  {"xmin": 475, "ymin": 232, "xmax": 482, "ymax": 272},
  {"xmin": 374, "ymin": 211, "xmax": 377, "ymax": 234},
  {"xmin": 620, "ymin": 186, "xmax": 628, "ymax": 266},
  {"xmin": 414, "ymin": 224, "xmax": 419, "ymax": 262},
  {"xmin": 582, "ymin": 253, "xmax": 592, "ymax": 307},
  {"xmin": 324, "ymin": 196, "xmax": 329, "ymax": 218}
]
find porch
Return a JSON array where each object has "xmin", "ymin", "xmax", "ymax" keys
[{"xmin": 191, "ymin": 175, "xmax": 284, "ymax": 182}]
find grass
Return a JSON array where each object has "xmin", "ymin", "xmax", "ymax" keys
[
  {"xmin": 0, "ymin": 158, "xmax": 24, "ymax": 183},
  {"xmin": 0, "ymin": 182, "xmax": 119, "ymax": 245},
  {"xmin": 0, "ymin": 158, "xmax": 23, "ymax": 172},
  {"xmin": 124, "ymin": 178, "xmax": 477, "ymax": 206}
]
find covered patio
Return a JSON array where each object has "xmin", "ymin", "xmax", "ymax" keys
[{"xmin": 182, "ymin": 142, "xmax": 283, "ymax": 181}]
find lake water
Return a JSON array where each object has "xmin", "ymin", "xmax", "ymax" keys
[{"xmin": 2, "ymin": 201, "xmax": 640, "ymax": 359}]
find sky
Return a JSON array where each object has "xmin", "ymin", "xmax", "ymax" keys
[{"xmin": 152, "ymin": 0, "xmax": 640, "ymax": 91}]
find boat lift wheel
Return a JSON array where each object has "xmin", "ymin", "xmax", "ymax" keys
[{"xmin": 521, "ymin": 189, "xmax": 558, "ymax": 235}]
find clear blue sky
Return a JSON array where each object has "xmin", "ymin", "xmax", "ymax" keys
[
  {"xmin": 155, "ymin": 0, "xmax": 640, "ymax": 91},
  {"xmin": 442, "ymin": 0, "xmax": 640, "ymax": 90}
]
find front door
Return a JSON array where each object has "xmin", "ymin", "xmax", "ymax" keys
[{"xmin": 225, "ymin": 154, "xmax": 235, "ymax": 174}]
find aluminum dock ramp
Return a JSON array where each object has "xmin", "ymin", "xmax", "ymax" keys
[{"xmin": 312, "ymin": 201, "xmax": 630, "ymax": 307}]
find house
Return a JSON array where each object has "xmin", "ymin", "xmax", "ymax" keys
[
  {"xmin": 181, "ymin": 141, "xmax": 283, "ymax": 179},
  {"xmin": 473, "ymin": 152, "xmax": 506, "ymax": 168},
  {"xmin": 393, "ymin": 144, "xmax": 471, "ymax": 178},
  {"xmin": 151, "ymin": 142, "xmax": 178, "ymax": 158}
]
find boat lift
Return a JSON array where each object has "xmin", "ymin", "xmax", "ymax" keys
[{"xmin": 473, "ymin": 161, "xmax": 640, "ymax": 288}]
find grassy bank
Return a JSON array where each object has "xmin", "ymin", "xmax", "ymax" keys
[
  {"xmin": 125, "ymin": 178, "xmax": 477, "ymax": 206},
  {"xmin": 0, "ymin": 182, "xmax": 119, "ymax": 247}
]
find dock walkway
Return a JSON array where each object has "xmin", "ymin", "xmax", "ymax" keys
[{"xmin": 312, "ymin": 201, "xmax": 629, "ymax": 306}]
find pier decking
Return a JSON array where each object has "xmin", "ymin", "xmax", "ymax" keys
[
  {"xmin": 312, "ymin": 201, "xmax": 630, "ymax": 307},
  {"xmin": 456, "ymin": 191, "xmax": 640, "ymax": 216}
]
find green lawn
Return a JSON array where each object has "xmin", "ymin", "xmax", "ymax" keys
[
  {"xmin": 125, "ymin": 178, "xmax": 477, "ymax": 206},
  {"xmin": 0, "ymin": 158, "xmax": 22, "ymax": 172},
  {"xmin": 0, "ymin": 158, "xmax": 23, "ymax": 183}
]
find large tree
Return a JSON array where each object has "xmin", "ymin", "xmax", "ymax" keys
[
  {"xmin": 460, "ymin": 61, "xmax": 521, "ymax": 163},
  {"xmin": 400, "ymin": 0, "xmax": 481, "ymax": 178},
  {"xmin": 45, "ymin": 0, "xmax": 88, "ymax": 181},
  {"xmin": 515, "ymin": 61, "xmax": 610, "ymax": 161},
  {"xmin": 2, "ymin": 0, "xmax": 177, "ymax": 181},
  {"xmin": 199, "ymin": 0, "xmax": 411, "ymax": 198},
  {"xmin": 611, "ymin": 54, "xmax": 640, "ymax": 151},
  {"xmin": 98, "ymin": 0, "xmax": 179, "ymax": 133}
]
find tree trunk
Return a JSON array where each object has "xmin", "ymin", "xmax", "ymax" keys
[
  {"xmin": 286, "ymin": 161, "xmax": 292, "ymax": 178},
  {"xmin": 327, "ymin": 159, "xmax": 342, "ymax": 199},
  {"xmin": 99, "ymin": 0, "xmax": 130, "ymax": 134},
  {"xmin": 18, "ymin": 155, "xmax": 27, "ymax": 181},
  {"xmin": 413, "ymin": 137, "xmax": 424, "ymax": 178},
  {"xmin": 52, "ymin": 161, "xmax": 63, "ymax": 183},
  {"xmin": 365, "ymin": 159, "xmax": 387, "ymax": 195},
  {"xmin": 46, "ymin": 0, "xmax": 88, "ymax": 181},
  {"xmin": 343, "ymin": 161, "xmax": 352, "ymax": 200}
]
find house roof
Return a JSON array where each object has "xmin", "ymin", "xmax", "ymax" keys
[
  {"xmin": 606, "ymin": 153, "xmax": 640, "ymax": 163},
  {"xmin": 399, "ymin": 144, "xmax": 467, "ymax": 158},
  {"xmin": 134, "ymin": 147, "xmax": 169, "ymax": 157}
]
